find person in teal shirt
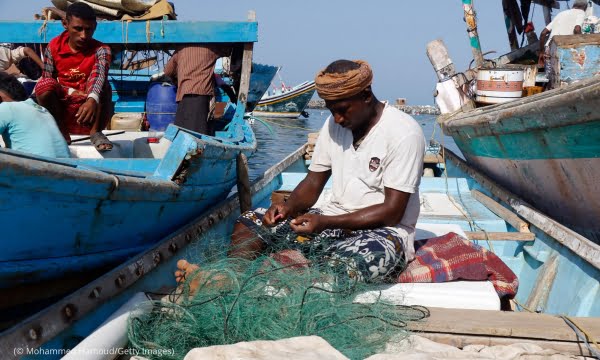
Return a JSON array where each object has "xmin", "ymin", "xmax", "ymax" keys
[{"xmin": 0, "ymin": 71, "xmax": 70, "ymax": 158}]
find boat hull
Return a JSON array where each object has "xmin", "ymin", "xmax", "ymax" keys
[
  {"xmin": 3, "ymin": 145, "xmax": 600, "ymax": 358},
  {"xmin": 442, "ymin": 76, "xmax": 600, "ymax": 243},
  {"xmin": 253, "ymin": 81, "xmax": 316, "ymax": 118},
  {"xmin": 0, "ymin": 123, "xmax": 255, "ymax": 294}
]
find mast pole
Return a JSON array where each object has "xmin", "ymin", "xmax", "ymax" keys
[{"xmin": 463, "ymin": 0, "xmax": 485, "ymax": 68}]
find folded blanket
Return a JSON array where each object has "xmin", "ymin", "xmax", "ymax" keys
[
  {"xmin": 397, "ymin": 232, "xmax": 519, "ymax": 300},
  {"xmin": 266, "ymin": 232, "xmax": 519, "ymax": 301}
]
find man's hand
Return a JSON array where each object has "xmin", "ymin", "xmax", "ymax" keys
[
  {"xmin": 538, "ymin": 52, "xmax": 546, "ymax": 67},
  {"xmin": 76, "ymin": 98, "xmax": 98, "ymax": 125},
  {"xmin": 262, "ymin": 203, "xmax": 292, "ymax": 227},
  {"xmin": 290, "ymin": 213, "xmax": 326, "ymax": 234}
]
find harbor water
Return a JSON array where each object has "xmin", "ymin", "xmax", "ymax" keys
[{"xmin": 248, "ymin": 108, "xmax": 461, "ymax": 180}]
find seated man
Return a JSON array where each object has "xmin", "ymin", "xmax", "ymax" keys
[
  {"xmin": 176, "ymin": 60, "xmax": 426, "ymax": 288},
  {"xmin": 0, "ymin": 71, "xmax": 70, "ymax": 158},
  {"xmin": 34, "ymin": 2, "xmax": 113, "ymax": 151},
  {"xmin": 0, "ymin": 43, "xmax": 44, "ymax": 74}
]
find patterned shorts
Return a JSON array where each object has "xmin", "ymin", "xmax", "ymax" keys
[{"xmin": 236, "ymin": 208, "xmax": 407, "ymax": 282}]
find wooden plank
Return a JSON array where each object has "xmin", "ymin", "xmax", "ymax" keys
[
  {"xmin": 0, "ymin": 21, "xmax": 258, "ymax": 44},
  {"xmin": 236, "ymin": 153, "xmax": 251, "ymax": 213},
  {"xmin": 464, "ymin": 231, "xmax": 535, "ymax": 241},
  {"xmin": 417, "ymin": 333, "xmax": 597, "ymax": 357},
  {"xmin": 409, "ymin": 307, "xmax": 600, "ymax": 343},
  {"xmin": 471, "ymin": 190, "xmax": 529, "ymax": 232},
  {"xmin": 443, "ymin": 149, "xmax": 600, "ymax": 272},
  {"xmin": 237, "ymin": 42, "xmax": 254, "ymax": 108},
  {"xmin": 552, "ymin": 33, "xmax": 600, "ymax": 47},
  {"xmin": 525, "ymin": 255, "xmax": 559, "ymax": 312}
]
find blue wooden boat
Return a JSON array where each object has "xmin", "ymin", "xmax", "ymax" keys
[
  {"xmin": 108, "ymin": 63, "xmax": 278, "ymax": 115},
  {"xmin": 429, "ymin": 2, "xmax": 600, "ymax": 244},
  {"xmin": 0, "ymin": 16, "xmax": 265, "ymax": 312},
  {"xmin": 2, "ymin": 142, "xmax": 599, "ymax": 358},
  {"xmin": 252, "ymin": 80, "xmax": 316, "ymax": 118}
]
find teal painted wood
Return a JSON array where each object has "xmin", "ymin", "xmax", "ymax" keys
[
  {"xmin": 443, "ymin": 75, "xmax": 600, "ymax": 160},
  {"xmin": 452, "ymin": 120, "xmax": 600, "ymax": 160},
  {"xmin": 6, "ymin": 145, "xmax": 600, "ymax": 359},
  {"xmin": 0, "ymin": 121, "xmax": 255, "ymax": 290},
  {"xmin": 0, "ymin": 20, "xmax": 258, "ymax": 44},
  {"xmin": 550, "ymin": 34, "xmax": 600, "ymax": 88},
  {"xmin": 441, "ymin": 72, "xmax": 600, "ymax": 243}
]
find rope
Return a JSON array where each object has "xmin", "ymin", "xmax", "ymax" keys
[
  {"xmin": 38, "ymin": 17, "xmax": 48, "ymax": 43},
  {"xmin": 512, "ymin": 298, "xmax": 536, "ymax": 313},
  {"xmin": 243, "ymin": 115, "xmax": 275, "ymax": 135},
  {"xmin": 560, "ymin": 315, "xmax": 600, "ymax": 359},
  {"xmin": 435, "ymin": 121, "xmax": 495, "ymax": 253},
  {"xmin": 251, "ymin": 115, "xmax": 318, "ymax": 132}
]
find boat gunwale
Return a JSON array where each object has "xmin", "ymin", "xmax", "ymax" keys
[
  {"xmin": 257, "ymin": 81, "xmax": 316, "ymax": 105},
  {"xmin": 443, "ymin": 148, "xmax": 600, "ymax": 272},
  {"xmin": 0, "ymin": 145, "xmax": 308, "ymax": 353},
  {"xmin": 440, "ymin": 75, "xmax": 600, "ymax": 136}
]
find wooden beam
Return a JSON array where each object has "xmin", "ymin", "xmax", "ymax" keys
[
  {"xmin": 525, "ymin": 254, "xmax": 559, "ymax": 312},
  {"xmin": 237, "ymin": 42, "xmax": 254, "ymax": 108},
  {"xmin": 0, "ymin": 21, "xmax": 259, "ymax": 44},
  {"xmin": 416, "ymin": 332, "xmax": 597, "ymax": 357},
  {"xmin": 236, "ymin": 153, "xmax": 251, "ymax": 213},
  {"xmin": 443, "ymin": 148, "xmax": 600, "ymax": 272},
  {"xmin": 464, "ymin": 231, "xmax": 535, "ymax": 241},
  {"xmin": 471, "ymin": 189, "xmax": 530, "ymax": 232},
  {"xmin": 408, "ymin": 307, "xmax": 600, "ymax": 343}
]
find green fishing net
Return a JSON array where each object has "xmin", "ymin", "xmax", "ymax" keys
[{"xmin": 127, "ymin": 232, "xmax": 429, "ymax": 360}]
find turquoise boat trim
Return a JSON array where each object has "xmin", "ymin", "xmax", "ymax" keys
[
  {"xmin": 452, "ymin": 119, "xmax": 600, "ymax": 159},
  {"xmin": 0, "ymin": 20, "xmax": 258, "ymax": 44}
]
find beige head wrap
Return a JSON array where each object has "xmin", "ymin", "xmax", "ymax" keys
[{"xmin": 314, "ymin": 60, "xmax": 373, "ymax": 101}]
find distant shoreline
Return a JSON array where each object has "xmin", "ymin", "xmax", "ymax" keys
[{"xmin": 307, "ymin": 99, "xmax": 440, "ymax": 116}]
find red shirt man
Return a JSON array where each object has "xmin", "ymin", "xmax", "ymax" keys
[{"xmin": 34, "ymin": 2, "xmax": 113, "ymax": 151}]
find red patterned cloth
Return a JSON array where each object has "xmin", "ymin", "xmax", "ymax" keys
[
  {"xmin": 34, "ymin": 78, "xmax": 87, "ymax": 135},
  {"xmin": 34, "ymin": 78, "xmax": 113, "ymax": 135},
  {"xmin": 397, "ymin": 232, "xmax": 519, "ymax": 300}
]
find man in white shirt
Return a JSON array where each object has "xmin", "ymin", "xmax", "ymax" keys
[
  {"xmin": 538, "ymin": 0, "xmax": 587, "ymax": 68},
  {"xmin": 0, "ymin": 44, "xmax": 44, "ymax": 74},
  {"xmin": 176, "ymin": 60, "xmax": 425, "ymax": 286}
]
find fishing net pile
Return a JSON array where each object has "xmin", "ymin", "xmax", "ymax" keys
[{"xmin": 127, "ymin": 232, "xmax": 429, "ymax": 360}]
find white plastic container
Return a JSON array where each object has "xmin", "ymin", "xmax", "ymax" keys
[
  {"xmin": 476, "ymin": 68, "xmax": 524, "ymax": 104},
  {"xmin": 434, "ymin": 78, "xmax": 470, "ymax": 114}
]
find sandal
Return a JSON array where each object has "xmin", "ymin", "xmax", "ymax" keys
[{"xmin": 90, "ymin": 131, "xmax": 113, "ymax": 152}]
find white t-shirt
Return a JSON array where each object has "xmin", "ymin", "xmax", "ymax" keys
[
  {"xmin": 545, "ymin": 9, "xmax": 586, "ymax": 46},
  {"xmin": 0, "ymin": 45, "xmax": 26, "ymax": 71},
  {"xmin": 309, "ymin": 103, "xmax": 425, "ymax": 260}
]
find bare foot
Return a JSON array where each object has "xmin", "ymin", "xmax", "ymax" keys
[{"xmin": 174, "ymin": 259, "xmax": 231, "ymax": 297}]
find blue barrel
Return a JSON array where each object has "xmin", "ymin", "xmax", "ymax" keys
[{"xmin": 146, "ymin": 82, "xmax": 178, "ymax": 131}]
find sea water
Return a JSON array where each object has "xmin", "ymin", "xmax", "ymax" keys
[{"xmin": 248, "ymin": 108, "xmax": 461, "ymax": 180}]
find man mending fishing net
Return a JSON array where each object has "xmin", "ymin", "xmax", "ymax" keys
[{"xmin": 176, "ymin": 59, "xmax": 426, "ymax": 289}]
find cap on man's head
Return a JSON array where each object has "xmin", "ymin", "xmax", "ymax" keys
[
  {"xmin": 573, "ymin": 0, "xmax": 588, "ymax": 9},
  {"xmin": 66, "ymin": 2, "xmax": 97, "ymax": 21}
]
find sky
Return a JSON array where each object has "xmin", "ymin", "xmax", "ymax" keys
[{"xmin": 0, "ymin": 0, "xmax": 576, "ymax": 105}]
